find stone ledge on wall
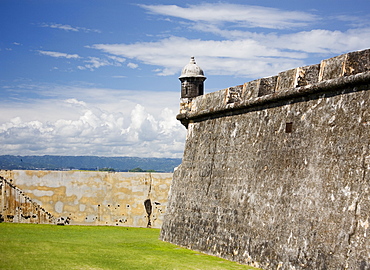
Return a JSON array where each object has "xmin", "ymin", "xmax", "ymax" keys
[{"xmin": 178, "ymin": 48, "xmax": 370, "ymax": 127}]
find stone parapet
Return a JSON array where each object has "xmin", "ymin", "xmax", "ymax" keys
[{"xmin": 178, "ymin": 49, "xmax": 370, "ymax": 127}]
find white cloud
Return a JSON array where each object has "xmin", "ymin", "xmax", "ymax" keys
[
  {"xmin": 127, "ymin": 62, "xmax": 138, "ymax": 69},
  {"xmin": 77, "ymin": 56, "xmax": 126, "ymax": 71},
  {"xmin": 41, "ymin": 23, "xmax": 101, "ymax": 33},
  {"xmin": 91, "ymin": 6, "xmax": 370, "ymax": 78},
  {"xmin": 44, "ymin": 23, "xmax": 79, "ymax": 32},
  {"xmin": 65, "ymin": 98, "xmax": 87, "ymax": 107},
  {"xmin": 38, "ymin": 50, "xmax": 81, "ymax": 59},
  {"xmin": 334, "ymin": 14, "xmax": 370, "ymax": 28},
  {"xmin": 271, "ymin": 28, "xmax": 370, "ymax": 54},
  {"xmin": 107, "ymin": 55, "xmax": 126, "ymax": 63},
  {"xmin": 36, "ymin": 4, "xmax": 370, "ymax": 79},
  {"xmin": 37, "ymin": 50, "xmax": 127, "ymax": 71},
  {"xmin": 91, "ymin": 36, "xmax": 305, "ymax": 77},
  {"xmin": 139, "ymin": 3, "xmax": 317, "ymax": 29},
  {"xmin": 0, "ymin": 84, "xmax": 185, "ymax": 158},
  {"xmin": 79, "ymin": 57, "xmax": 112, "ymax": 70}
]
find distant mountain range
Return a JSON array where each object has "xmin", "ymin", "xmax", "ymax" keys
[{"xmin": 0, "ymin": 155, "xmax": 182, "ymax": 173}]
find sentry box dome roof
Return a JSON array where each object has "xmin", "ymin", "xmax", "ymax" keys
[{"xmin": 179, "ymin": 57, "xmax": 206, "ymax": 79}]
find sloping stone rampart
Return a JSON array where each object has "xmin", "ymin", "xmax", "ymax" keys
[
  {"xmin": 0, "ymin": 170, "xmax": 172, "ymax": 228},
  {"xmin": 161, "ymin": 49, "xmax": 370, "ymax": 269}
]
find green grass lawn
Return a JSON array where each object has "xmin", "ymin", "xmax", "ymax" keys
[{"xmin": 0, "ymin": 223, "xmax": 260, "ymax": 270}]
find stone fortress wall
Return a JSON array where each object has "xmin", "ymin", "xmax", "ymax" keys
[
  {"xmin": 0, "ymin": 170, "xmax": 172, "ymax": 228},
  {"xmin": 160, "ymin": 49, "xmax": 370, "ymax": 269}
]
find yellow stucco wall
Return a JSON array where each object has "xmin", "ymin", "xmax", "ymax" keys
[{"xmin": 0, "ymin": 170, "xmax": 172, "ymax": 228}]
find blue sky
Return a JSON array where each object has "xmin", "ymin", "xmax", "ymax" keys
[{"xmin": 1, "ymin": 0, "xmax": 370, "ymax": 158}]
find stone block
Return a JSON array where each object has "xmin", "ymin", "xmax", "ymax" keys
[
  {"xmin": 257, "ymin": 76, "xmax": 278, "ymax": 97},
  {"xmin": 226, "ymin": 85, "xmax": 243, "ymax": 104},
  {"xmin": 242, "ymin": 79, "xmax": 260, "ymax": 101},
  {"xmin": 179, "ymin": 98, "xmax": 193, "ymax": 114},
  {"xmin": 276, "ymin": 68, "xmax": 298, "ymax": 91},
  {"xmin": 344, "ymin": 49, "xmax": 370, "ymax": 76},
  {"xmin": 319, "ymin": 54, "xmax": 346, "ymax": 81},
  {"xmin": 297, "ymin": 64, "xmax": 320, "ymax": 87},
  {"xmin": 191, "ymin": 89, "xmax": 228, "ymax": 113}
]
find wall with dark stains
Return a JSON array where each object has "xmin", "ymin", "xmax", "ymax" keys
[
  {"xmin": 0, "ymin": 175, "xmax": 55, "ymax": 224},
  {"xmin": 0, "ymin": 170, "xmax": 172, "ymax": 228},
  {"xmin": 160, "ymin": 49, "xmax": 370, "ymax": 269}
]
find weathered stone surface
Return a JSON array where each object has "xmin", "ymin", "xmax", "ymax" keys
[
  {"xmin": 162, "ymin": 49, "xmax": 370, "ymax": 269},
  {"xmin": 297, "ymin": 64, "xmax": 320, "ymax": 87},
  {"xmin": 258, "ymin": 76, "xmax": 278, "ymax": 96},
  {"xmin": 226, "ymin": 85, "xmax": 243, "ymax": 104},
  {"xmin": 319, "ymin": 54, "xmax": 346, "ymax": 81},
  {"xmin": 276, "ymin": 68, "xmax": 298, "ymax": 91},
  {"xmin": 243, "ymin": 79, "xmax": 260, "ymax": 100},
  {"xmin": 344, "ymin": 49, "xmax": 370, "ymax": 76},
  {"xmin": 0, "ymin": 176, "xmax": 55, "ymax": 224},
  {"xmin": 0, "ymin": 170, "xmax": 172, "ymax": 228}
]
